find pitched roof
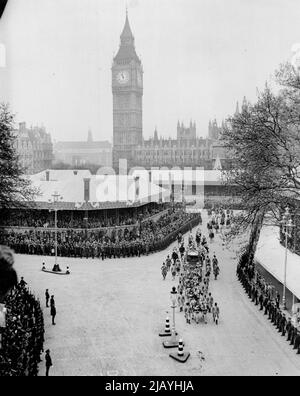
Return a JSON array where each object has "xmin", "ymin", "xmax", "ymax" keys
[
  {"xmin": 26, "ymin": 172, "xmax": 169, "ymax": 210},
  {"xmin": 114, "ymin": 45, "xmax": 141, "ymax": 64},
  {"xmin": 114, "ymin": 13, "xmax": 141, "ymax": 64},
  {"xmin": 31, "ymin": 169, "xmax": 92, "ymax": 182},
  {"xmin": 121, "ymin": 12, "xmax": 134, "ymax": 39}
]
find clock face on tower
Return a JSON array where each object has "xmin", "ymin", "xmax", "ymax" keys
[{"xmin": 116, "ymin": 71, "xmax": 130, "ymax": 84}]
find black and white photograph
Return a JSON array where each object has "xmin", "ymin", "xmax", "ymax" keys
[{"xmin": 1, "ymin": 0, "xmax": 300, "ymax": 380}]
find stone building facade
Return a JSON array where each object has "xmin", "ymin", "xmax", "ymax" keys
[
  {"xmin": 14, "ymin": 122, "xmax": 53, "ymax": 174},
  {"xmin": 54, "ymin": 130, "xmax": 112, "ymax": 168},
  {"xmin": 134, "ymin": 121, "xmax": 220, "ymax": 169}
]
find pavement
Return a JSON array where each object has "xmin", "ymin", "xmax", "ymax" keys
[{"xmin": 13, "ymin": 214, "xmax": 300, "ymax": 376}]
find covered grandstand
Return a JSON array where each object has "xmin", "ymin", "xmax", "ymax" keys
[
  {"xmin": 28, "ymin": 169, "xmax": 170, "ymax": 210},
  {"xmin": 0, "ymin": 168, "xmax": 241, "ymax": 230},
  {"xmin": 0, "ymin": 169, "xmax": 172, "ymax": 230}
]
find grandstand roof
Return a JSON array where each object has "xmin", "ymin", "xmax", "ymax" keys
[
  {"xmin": 31, "ymin": 169, "xmax": 92, "ymax": 182},
  {"xmin": 28, "ymin": 170, "xmax": 169, "ymax": 210},
  {"xmin": 132, "ymin": 169, "xmax": 227, "ymax": 186}
]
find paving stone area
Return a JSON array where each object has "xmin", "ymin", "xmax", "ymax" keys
[{"xmin": 14, "ymin": 217, "xmax": 300, "ymax": 376}]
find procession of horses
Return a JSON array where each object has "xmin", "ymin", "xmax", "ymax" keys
[{"xmin": 160, "ymin": 208, "xmax": 233, "ymax": 327}]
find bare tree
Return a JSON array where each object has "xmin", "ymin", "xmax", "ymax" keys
[
  {"xmin": 0, "ymin": 104, "xmax": 37, "ymax": 211},
  {"xmin": 222, "ymin": 79, "xmax": 300, "ymax": 261}
]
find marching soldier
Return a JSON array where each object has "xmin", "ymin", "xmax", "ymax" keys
[
  {"xmin": 45, "ymin": 350, "xmax": 53, "ymax": 376},
  {"xmin": 286, "ymin": 318, "xmax": 293, "ymax": 341},
  {"xmin": 276, "ymin": 310, "xmax": 282, "ymax": 330},
  {"xmin": 45, "ymin": 289, "xmax": 50, "ymax": 308},
  {"xmin": 280, "ymin": 314, "xmax": 287, "ymax": 336},
  {"xmin": 290, "ymin": 325, "xmax": 297, "ymax": 346},
  {"xmin": 263, "ymin": 295, "xmax": 269, "ymax": 316},
  {"xmin": 294, "ymin": 331, "xmax": 300, "ymax": 353},
  {"xmin": 259, "ymin": 292, "xmax": 264, "ymax": 311}
]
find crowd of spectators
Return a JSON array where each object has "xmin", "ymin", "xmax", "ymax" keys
[
  {"xmin": 204, "ymin": 197, "xmax": 243, "ymax": 210},
  {"xmin": 0, "ymin": 204, "xmax": 167, "ymax": 229},
  {"xmin": 0, "ymin": 280, "xmax": 44, "ymax": 376},
  {"xmin": 237, "ymin": 252, "xmax": 300, "ymax": 355},
  {"xmin": 1, "ymin": 209, "xmax": 201, "ymax": 260}
]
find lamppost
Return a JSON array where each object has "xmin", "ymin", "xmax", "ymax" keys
[
  {"xmin": 163, "ymin": 286, "xmax": 178, "ymax": 348},
  {"xmin": 49, "ymin": 191, "xmax": 63, "ymax": 268},
  {"xmin": 138, "ymin": 213, "xmax": 142, "ymax": 235},
  {"xmin": 0, "ymin": 303, "xmax": 7, "ymax": 350},
  {"xmin": 281, "ymin": 206, "xmax": 294, "ymax": 310},
  {"xmin": 171, "ymin": 286, "xmax": 177, "ymax": 328}
]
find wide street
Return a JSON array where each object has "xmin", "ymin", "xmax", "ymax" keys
[{"xmin": 14, "ymin": 214, "xmax": 300, "ymax": 376}]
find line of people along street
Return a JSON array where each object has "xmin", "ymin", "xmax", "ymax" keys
[
  {"xmin": 1, "ymin": 210, "xmax": 201, "ymax": 260},
  {"xmin": 0, "ymin": 275, "xmax": 44, "ymax": 376},
  {"xmin": 237, "ymin": 255, "xmax": 300, "ymax": 355},
  {"xmin": 0, "ymin": 243, "xmax": 57, "ymax": 377}
]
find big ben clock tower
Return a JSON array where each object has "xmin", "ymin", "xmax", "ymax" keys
[{"xmin": 112, "ymin": 11, "xmax": 143, "ymax": 172}]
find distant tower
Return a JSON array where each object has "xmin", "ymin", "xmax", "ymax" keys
[
  {"xmin": 213, "ymin": 154, "xmax": 222, "ymax": 170},
  {"xmin": 208, "ymin": 120, "xmax": 212, "ymax": 138},
  {"xmin": 177, "ymin": 120, "xmax": 180, "ymax": 138},
  {"xmin": 235, "ymin": 101, "xmax": 240, "ymax": 116},
  {"xmin": 242, "ymin": 96, "xmax": 248, "ymax": 112},
  {"xmin": 191, "ymin": 120, "xmax": 196, "ymax": 139},
  {"xmin": 177, "ymin": 121, "xmax": 181, "ymax": 140},
  {"xmin": 112, "ymin": 10, "xmax": 143, "ymax": 172},
  {"xmin": 213, "ymin": 119, "xmax": 218, "ymax": 140},
  {"xmin": 87, "ymin": 128, "xmax": 93, "ymax": 143},
  {"xmin": 208, "ymin": 119, "xmax": 220, "ymax": 140}
]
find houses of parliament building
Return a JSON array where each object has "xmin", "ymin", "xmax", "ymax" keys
[{"xmin": 112, "ymin": 12, "xmax": 226, "ymax": 172}]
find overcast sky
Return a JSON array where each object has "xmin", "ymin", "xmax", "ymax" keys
[{"xmin": 0, "ymin": 0, "xmax": 299, "ymax": 142}]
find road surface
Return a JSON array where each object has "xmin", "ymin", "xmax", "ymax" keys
[{"xmin": 13, "ymin": 214, "xmax": 300, "ymax": 376}]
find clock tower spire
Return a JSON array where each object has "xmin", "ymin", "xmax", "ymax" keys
[{"xmin": 112, "ymin": 12, "xmax": 143, "ymax": 173}]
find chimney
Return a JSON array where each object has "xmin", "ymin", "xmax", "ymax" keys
[
  {"xmin": 19, "ymin": 122, "xmax": 26, "ymax": 132},
  {"xmin": 87, "ymin": 128, "xmax": 93, "ymax": 143},
  {"xmin": 159, "ymin": 174, "xmax": 162, "ymax": 204},
  {"xmin": 134, "ymin": 176, "xmax": 140, "ymax": 201},
  {"xmin": 169, "ymin": 172, "xmax": 174, "ymax": 203},
  {"xmin": 84, "ymin": 178, "xmax": 90, "ymax": 202},
  {"xmin": 46, "ymin": 170, "xmax": 50, "ymax": 181}
]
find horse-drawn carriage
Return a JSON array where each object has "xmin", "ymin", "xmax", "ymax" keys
[{"xmin": 186, "ymin": 247, "xmax": 200, "ymax": 267}]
